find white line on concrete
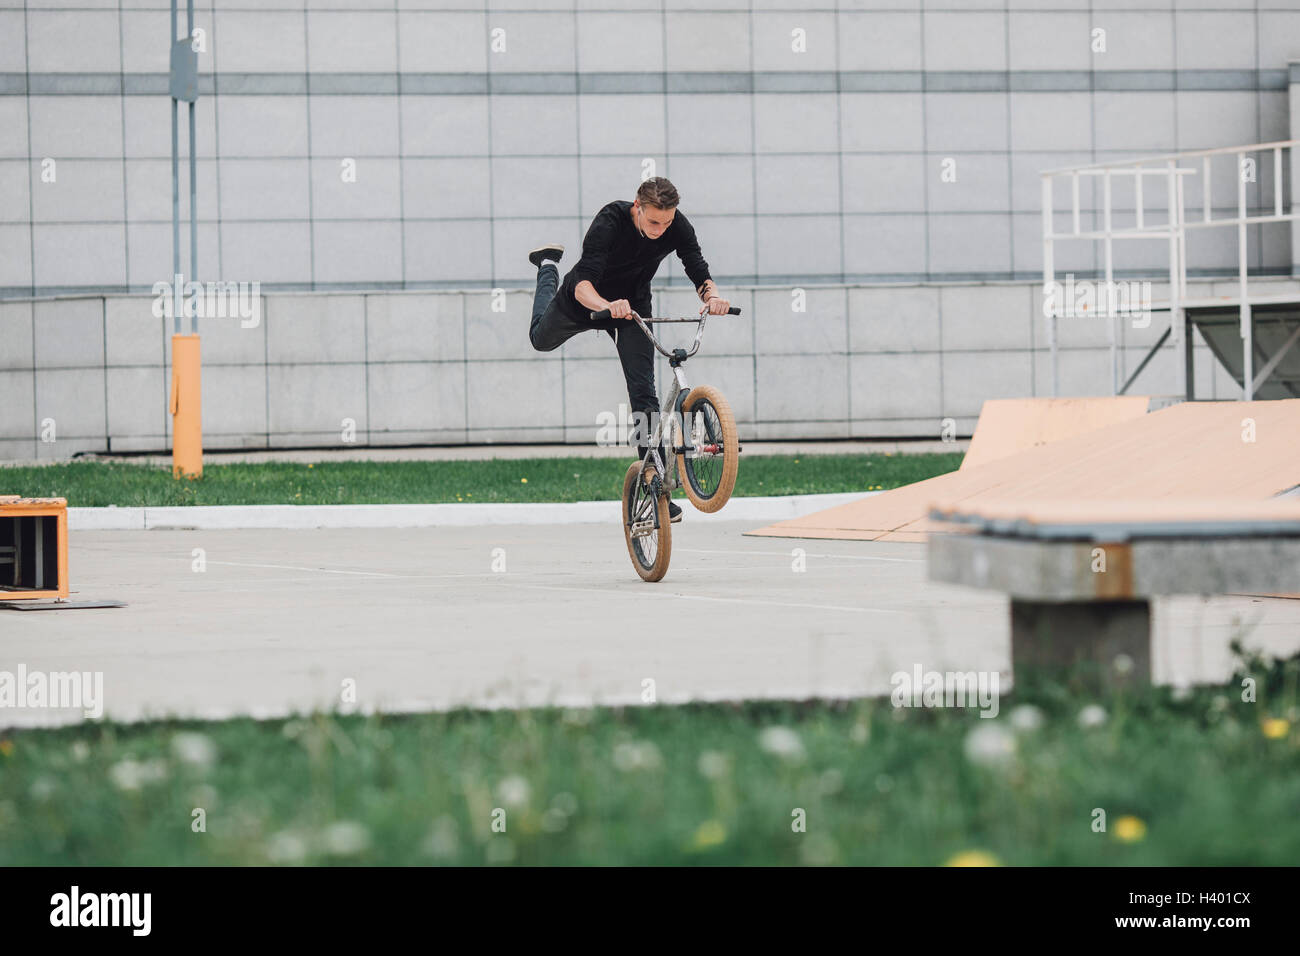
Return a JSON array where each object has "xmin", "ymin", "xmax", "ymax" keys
[
  {"xmin": 676, "ymin": 547, "xmax": 923, "ymax": 562},
  {"xmin": 67, "ymin": 491, "xmax": 876, "ymax": 531},
  {"xmin": 515, "ymin": 582, "xmax": 903, "ymax": 614}
]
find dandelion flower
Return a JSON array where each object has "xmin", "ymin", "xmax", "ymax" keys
[
  {"xmin": 691, "ymin": 820, "xmax": 727, "ymax": 849},
  {"xmin": 945, "ymin": 849, "xmax": 1000, "ymax": 867},
  {"xmin": 1077, "ymin": 704, "xmax": 1108, "ymax": 729},
  {"xmin": 1113, "ymin": 815, "xmax": 1147, "ymax": 843},
  {"xmin": 758, "ymin": 726, "xmax": 805, "ymax": 763},
  {"xmin": 1261, "ymin": 717, "xmax": 1289, "ymax": 739},
  {"xmin": 963, "ymin": 724, "xmax": 1015, "ymax": 768}
]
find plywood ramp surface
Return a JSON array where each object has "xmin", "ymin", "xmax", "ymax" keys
[
  {"xmin": 960, "ymin": 396, "xmax": 1160, "ymax": 470},
  {"xmin": 746, "ymin": 400, "xmax": 1300, "ymax": 541}
]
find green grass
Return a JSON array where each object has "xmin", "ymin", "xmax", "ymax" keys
[
  {"xmin": 0, "ymin": 452, "xmax": 964, "ymax": 508},
  {"xmin": 1, "ymin": 648, "xmax": 1296, "ymax": 866}
]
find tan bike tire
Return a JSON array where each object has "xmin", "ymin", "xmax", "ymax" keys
[
  {"xmin": 676, "ymin": 385, "xmax": 739, "ymax": 514},
  {"xmin": 622, "ymin": 461, "xmax": 672, "ymax": 582}
]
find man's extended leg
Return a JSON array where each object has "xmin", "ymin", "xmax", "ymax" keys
[{"xmin": 529, "ymin": 258, "xmax": 586, "ymax": 353}]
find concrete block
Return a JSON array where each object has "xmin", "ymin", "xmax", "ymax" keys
[
  {"xmin": 754, "ymin": 94, "xmax": 838, "ymax": 153},
  {"xmin": 492, "ymin": 216, "xmax": 582, "ymax": 286},
  {"xmin": 34, "ymin": 298, "xmax": 104, "ymax": 369},
  {"xmin": 1176, "ymin": 91, "xmax": 1258, "ymax": 152},
  {"xmin": 465, "ymin": 359, "xmax": 563, "ymax": 431},
  {"xmin": 485, "ymin": 12, "xmax": 577, "ymax": 72},
  {"xmin": 672, "ymin": 213, "xmax": 755, "ymax": 283},
  {"xmin": 848, "ymin": 286, "xmax": 940, "ymax": 353},
  {"xmin": 0, "ymin": 10, "xmax": 24, "ymax": 73},
  {"xmin": 1090, "ymin": 12, "xmax": 1173, "ymax": 71},
  {"xmin": 492, "ymin": 157, "xmax": 580, "ymax": 219},
  {"xmin": 925, "ymin": 93, "xmax": 1007, "ymax": 152},
  {"xmin": 0, "ymin": 302, "xmax": 33, "ymax": 371},
  {"xmin": 850, "ymin": 352, "xmax": 942, "ymax": 420},
  {"xmin": 1258, "ymin": 12, "xmax": 1300, "ymax": 67},
  {"xmin": 34, "ymin": 367, "xmax": 106, "ymax": 440},
  {"xmin": 29, "ymin": 96, "xmax": 124, "ymax": 159},
  {"xmin": 0, "ymin": 370, "xmax": 34, "ymax": 439},
  {"xmin": 757, "ymin": 353, "xmax": 848, "ymax": 422},
  {"xmin": 1095, "ymin": 92, "xmax": 1175, "ymax": 151},
  {"xmin": 0, "ymin": 99, "xmax": 28, "ymax": 158},
  {"xmin": 752, "ymin": 11, "xmax": 835, "ymax": 71},
  {"xmin": 211, "ymin": 10, "xmax": 307, "ymax": 72},
  {"xmin": 577, "ymin": 12, "xmax": 662, "ymax": 72},
  {"xmin": 307, "ymin": 10, "xmax": 397, "ymax": 72},
  {"xmin": 1008, "ymin": 12, "xmax": 1091, "ymax": 70},
  {"xmin": 757, "ymin": 154, "xmax": 839, "ymax": 215},
  {"xmin": 465, "ymin": 290, "xmax": 536, "ymax": 361},
  {"xmin": 189, "ymin": 295, "xmax": 267, "ymax": 366},
  {"xmin": 579, "ymin": 157, "xmax": 647, "ymax": 220},
  {"xmin": 840, "ymin": 93, "xmax": 924, "ymax": 151},
  {"xmin": 267, "ymin": 294, "xmax": 366, "ymax": 364},
  {"xmin": 489, "ymin": 95, "xmax": 576, "ymax": 157},
  {"xmin": 402, "ymin": 96, "xmax": 489, "ymax": 156},
  {"xmin": 402, "ymin": 159, "xmax": 490, "ymax": 219},
  {"xmin": 923, "ymin": 11, "xmax": 1006, "ymax": 71},
  {"xmin": 662, "ymin": 155, "xmax": 753, "ymax": 216},
  {"xmin": 0, "ymin": 439, "xmax": 36, "ymax": 462},
  {"xmin": 754, "ymin": 286, "xmax": 845, "ymax": 355},
  {"xmin": 267, "ymin": 363, "xmax": 368, "ymax": 437},
  {"xmin": 684, "ymin": 354, "xmax": 754, "ymax": 426},
  {"xmin": 218, "ymin": 159, "xmax": 311, "ymax": 221},
  {"xmin": 399, "ymin": 11, "xmax": 486, "ymax": 72},
  {"xmin": 313, "ymin": 221, "xmax": 404, "ymax": 285},
  {"xmin": 1031, "ymin": 347, "xmax": 1116, "ymax": 398},
  {"xmin": 219, "ymin": 222, "xmax": 313, "ymax": 285},
  {"xmin": 756, "ymin": 215, "xmax": 841, "ymax": 280},
  {"xmin": 310, "ymin": 96, "xmax": 400, "ymax": 157},
  {"xmin": 665, "ymin": 12, "xmax": 750, "ymax": 72},
  {"xmin": 367, "ymin": 360, "xmax": 467, "ymax": 436},
  {"xmin": 404, "ymin": 219, "xmax": 492, "ymax": 285},
  {"xmin": 941, "ymin": 284, "xmax": 1034, "ymax": 351},
  {"xmin": 216, "ymin": 97, "xmax": 310, "ymax": 158},
  {"xmin": 0, "ymin": 225, "xmax": 32, "ymax": 290},
  {"xmin": 1010, "ymin": 94, "xmax": 1092, "ymax": 152},
  {"xmin": 928, "ymin": 154, "xmax": 1010, "ymax": 214},
  {"xmin": 28, "ymin": 9, "xmax": 120, "ymax": 72},
  {"xmin": 666, "ymin": 93, "xmax": 753, "ymax": 154},
  {"xmin": 367, "ymin": 293, "xmax": 465, "ymax": 364},
  {"xmin": 202, "ymin": 364, "xmax": 268, "ymax": 440},
  {"xmin": 579, "ymin": 94, "xmax": 666, "ymax": 157},
  {"xmin": 562, "ymin": 356, "xmax": 632, "ymax": 442},
  {"xmin": 843, "ymin": 214, "xmax": 926, "ymax": 277},
  {"xmin": 106, "ymin": 365, "xmax": 165, "ymax": 439},
  {"xmin": 105, "ymin": 296, "xmax": 165, "ymax": 367},
  {"xmin": 927, "ymin": 214, "xmax": 1012, "ymax": 276},
  {"xmin": 842, "ymin": 154, "xmax": 925, "ymax": 214},
  {"xmin": 837, "ymin": 12, "xmax": 922, "ymax": 71},
  {"xmin": 28, "ymin": 160, "xmax": 127, "ymax": 224},
  {"xmin": 1175, "ymin": 11, "xmax": 1255, "ymax": 70},
  {"xmin": 941, "ymin": 350, "xmax": 1034, "ymax": 416}
]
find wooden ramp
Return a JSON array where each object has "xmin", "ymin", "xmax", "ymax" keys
[
  {"xmin": 746, "ymin": 399, "xmax": 1300, "ymax": 542},
  {"xmin": 960, "ymin": 396, "xmax": 1169, "ymax": 470}
]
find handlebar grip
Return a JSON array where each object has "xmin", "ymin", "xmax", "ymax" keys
[
  {"xmin": 728, "ymin": 306, "xmax": 742, "ymax": 315},
  {"xmin": 590, "ymin": 309, "xmax": 612, "ymax": 321}
]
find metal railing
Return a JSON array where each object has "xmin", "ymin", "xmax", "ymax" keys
[{"xmin": 1042, "ymin": 139, "xmax": 1297, "ymax": 400}]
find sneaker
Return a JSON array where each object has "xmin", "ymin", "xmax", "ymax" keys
[
  {"xmin": 528, "ymin": 244, "xmax": 565, "ymax": 269},
  {"xmin": 667, "ymin": 500, "xmax": 683, "ymax": 523}
]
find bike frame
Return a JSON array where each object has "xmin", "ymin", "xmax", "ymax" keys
[{"xmin": 625, "ymin": 310, "xmax": 713, "ymax": 494}]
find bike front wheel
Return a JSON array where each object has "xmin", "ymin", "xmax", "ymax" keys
[
  {"xmin": 622, "ymin": 461, "xmax": 672, "ymax": 582},
  {"xmin": 676, "ymin": 384, "xmax": 739, "ymax": 513}
]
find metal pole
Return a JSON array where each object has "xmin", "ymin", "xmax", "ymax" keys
[
  {"xmin": 170, "ymin": 0, "xmax": 180, "ymax": 335},
  {"xmin": 187, "ymin": 0, "xmax": 197, "ymax": 334},
  {"xmin": 1103, "ymin": 169, "xmax": 1116, "ymax": 394},
  {"xmin": 1042, "ymin": 175, "xmax": 1058, "ymax": 396},
  {"xmin": 1239, "ymin": 151, "xmax": 1253, "ymax": 401}
]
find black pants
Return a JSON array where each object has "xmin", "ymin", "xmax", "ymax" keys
[{"xmin": 529, "ymin": 264, "xmax": 661, "ymax": 462}]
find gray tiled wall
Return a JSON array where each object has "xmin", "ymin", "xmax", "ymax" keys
[
  {"xmin": 5, "ymin": 275, "xmax": 1292, "ymax": 462},
  {"xmin": 1, "ymin": 0, "xmax": 1296, "ymax": 299}
]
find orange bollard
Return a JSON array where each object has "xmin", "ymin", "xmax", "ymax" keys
[{"xmin": 170, "ymin": 334, "xmax": 203, "ymax": 479}]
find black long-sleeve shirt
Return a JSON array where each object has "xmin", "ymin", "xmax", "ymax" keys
[{"xmin": 557, "ymin": 200, "xmax": 712, "ymax": 325}]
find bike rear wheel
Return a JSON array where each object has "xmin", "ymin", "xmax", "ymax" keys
[
  {"xmin": 622, "ymin": 461, "xmax": 672, "ymax": 582},
  {"xmin": 676, "ymin": 385, "xmax": 739, "ymax": 513}
]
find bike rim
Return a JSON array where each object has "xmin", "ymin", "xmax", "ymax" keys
[
  {"xmin": 684, "ymin": 400, "xmax": 726, "ymax": 499},
  {"xmin": 627, "ymin": 477, "xmax": 659, "ymax": 570}
]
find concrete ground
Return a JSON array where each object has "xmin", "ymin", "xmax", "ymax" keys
[{"xmin": 4, "ymin": 521, "xmax": 1298, "ymax": 729}]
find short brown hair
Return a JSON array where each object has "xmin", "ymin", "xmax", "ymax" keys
[{"xmin": 636, "ymin": 176, "xmax": 679, "ymax": 210}]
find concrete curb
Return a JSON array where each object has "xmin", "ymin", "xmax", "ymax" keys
[{"xmin": 68, "ymin": 491, "xmax": 876, "ymax": 531}]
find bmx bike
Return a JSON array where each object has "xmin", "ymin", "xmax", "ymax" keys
[{"xmin": 589, "ymin": 304, "xmax": 743, "ymax": 582}]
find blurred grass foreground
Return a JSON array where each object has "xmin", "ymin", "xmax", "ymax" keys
[{"xmin": 1, "ymin": 644, "xmax": 1296, "ymax": 866}]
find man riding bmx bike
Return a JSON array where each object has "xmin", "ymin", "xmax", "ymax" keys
[{"xmin": 527, "ymin": 176, "xmax": 732, "ymax": 523}]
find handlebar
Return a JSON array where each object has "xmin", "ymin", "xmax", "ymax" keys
[{"xmin": 588, "ymin": 305, "xmax": 741, "ymax": 361}]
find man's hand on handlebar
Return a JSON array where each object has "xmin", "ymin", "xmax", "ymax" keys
[
  {"xmin": 605, "ymin": 298, "xmax": 633, "ymax": 319},
  {"xmin": 700, "ymin": 295, "xmax": 732, "ymax": 316}
]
